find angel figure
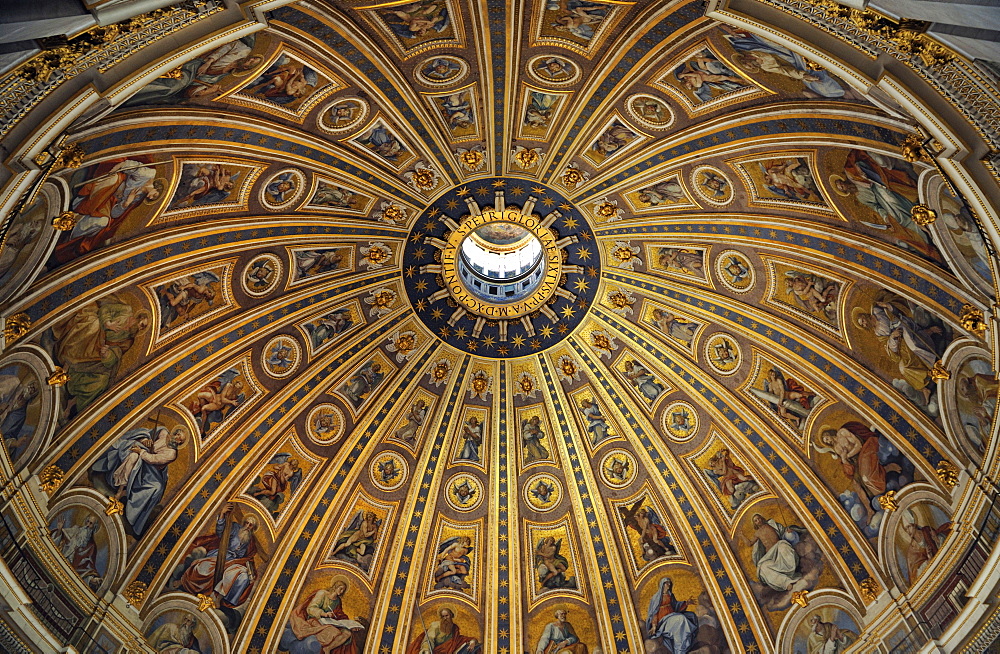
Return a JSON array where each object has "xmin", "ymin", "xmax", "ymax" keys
[
  {"xmin": 522, "ymin": 416, "xmax": 550, "ymax": 463},
  {"xmin": 438, "ymin": 92, "xmax": 474, "ymax": 130},
  {"xmin": 331, "ymin": 511, "xmax": 382, "ymax": 571},
  {"xmin": 622, "ymin": 359, "xmax": 664, "ymax": 403},
  {"xmin": 529, "ymin": 478, "xmax": 556, "ymax": 505},
  {"xmin": 383, "ymin": 0, "xmax": 450, "ymax": 40},
  {"xmin": 452, "ymin": 479, "xmax": 477, "ymax": 506},
  {"xmin": 394, "ymin": 399, "xmax": 428, "ymax": 444},
  {"xmin": 457, "ymin": 416, "xmax": 483, "ymax": 462},
  {"xmin": 703, "ymin": 448, "xmax": 759, "ymax": 510},
  {"xmin": 638, "ymin": 179, "xmax": 686, "ymax": 206},
  {"xmin": 749, "ymin": 367, "xmax": 816, "ymax": 430},
  {"xmin": 245, "ymin": 55, "xmax": 318, "ymax": 105},
  {"xmin": 657, "ymin": 247, "xmax": 704, "ymax": 276},
  {"xmin": 295, "ymin": 248, "xmax": 345, "ymax": 278},
  {"xmin": 579, "ymin": 398, "xmax": 610, "ymax": 444},
  {"xmin": 170, "ymin": 163, "xmax": 239, "ymax": 209},
  {"xmin": 156, "ymin": 270, "xmax": 220, "ymax": 329},
  {"xmin": 760, "ymin": 158, "xmax": 820, "ymax": 202},
  {"xmin": 248, "ymin": 453, "xmax": 303, "ymax": 516},
  {"xmin": 245, "ymin": 258, "xmax": 274, "ymax": 291},
  {"xmin": 604, "ymin": 456, "xmax": 630, "ymax": 483},
  {"xmin": 341, "ymin": 361, "xmax": 384, "ymax": 408},
  {"xmin": 721, "ymin": 255, "xmax": 749, "ymax": 284},
  {"xmin": 620, "ymin": 500, "xmax": 676, "ymax": 561},
  {"xmin": 672, "ymin": 49, "xmax": 746, "ymax": 102},
  {"xmin": 783, "ymin": 271, "xmax": 839, "ymax": 322},
  {"xmin": 535, "ymin": 536, "xmax": 576, "ymax": 590},
  {"xmin": 266, "ymin": 342, "xmax": 295, "ymax": 373},
  {"xmin": 187, "ymin": 368, "xmax": 245, "ymax": 436},
  {"xmin": 377, "ymin": 458, "xmax": 400, "ymax": 485},
  {"xmin": 434, "ymin": 536, "xmax": 474, "ymax": 590},
  {"xmin": 650, "ymin": 309, "xmax": 698, "ymax": 346},
  {"xmin": 524, "ymin": 91, "xmax": 558, "ymax": 129},
  {"xmin": 548, "ymin": 0, "xmax": 608, "ymax": 42}
]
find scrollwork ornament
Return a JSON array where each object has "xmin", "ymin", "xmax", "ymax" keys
[
  {"xmin": 790, "ymin": 590, "xmax": 809, "ymax": 607},
  {"xmin": 105, "ymin": 496, "xmax": 124, "ymax": 516},
  {"xmin": 901, "ymin": 134, "xmax": 927, "ymax": 163},
  {"xmin": 52, "ymin": 142, "xmax": 86, "ymax": 170}
]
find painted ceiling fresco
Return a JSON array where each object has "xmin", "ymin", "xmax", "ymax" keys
[{"xmin": 0, "ymin": 1, "xmax": 996, "ymax": 653}]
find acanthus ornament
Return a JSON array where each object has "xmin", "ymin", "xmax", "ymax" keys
[
  {"xmin": 810, "ymin": 2, "xmax": 953, "ymax": 68},
  {"xmin": 3, "ymin": 313, "xmax": 31, "ymax": 344},
  {"xmin": 38, "ymin": 465, "xmax": 64, "ymax": 495},
  {"xmin": 877, "ymin": 490, "xmax": 898, "ymax": 511},
  {"xmin": 122, "ymin": 580, "xmax": 147, "ymax": 605},
  {"xmin": 936, "ymin": 460, "xmax": 959, "ymax": 488},
  {"xmin": 959, "ymin": 304, "xmax": 987, "ymax": 336},
  {"xmin": 929, "ymin": 360, "xmax": 950, "ymax": 382},
  {"xmin": 52, "ymin": 211, "xmax": 80, "ymax": 231},
  {"xmin": 859, "ymin": 577, "xmax": 880, "ymax": 603},
  {"xmin": 910, "ymin": 204, "xmax": 936, "ymax": 226},
  {"xmin": 47, "ymin": 367, "xmax": 70, "ymax": 386}
]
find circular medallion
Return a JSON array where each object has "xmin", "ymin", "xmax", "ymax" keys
[
  {"xmin": 404, "ymin": 178, "xmax": 600, "ymax": 357},
  {"xmin": 242, "ymin": 253, "xmax": 282, "ymax": 297},
  {"xmin": 690, "ymin": 165, "xmax": 733, "ymax": 206},
  {"xmin": 370, "ymin": 452, "xmax": 407, "ymax": 491},
  {"xmin": 626, "ymin": 94, "xmax": 674, "ymax": 129},
  {"xmin": 523, "ymin": 473, "xmax": 562, "ymax": 512},
  {"xmin": 715, "ymin": 249, "xmax": 754, "ymax": 293},
  {"xmin": 262, "ymin": 335, "xmax": 301, "ymax": 378},
  {"xmin": 704, "ymin": 333, "xmax": 742, "ymax": 375},
  {"xmin": 259, "ymin": 168, "xmax": 305, "ymax": 211},
  {"xmin": 445, "ymin": 473, "xmax": 484, "ymax": 512},
  {"xmin": 662, "ymin": 401, "xmax": 699, "ymax": 441},
  {"xmin": 318, "ymin": 96, "xmax": 369, "ymax": 134},
  {"xmin": 600, "ymin": 449, "xmax": 636, "ymax": 488},
  {"xmin": 415, "ymin": 55, "xmax": 469, "ymax": 87},
  {"xmin": 306, "ymin": 403, "xmax": 345, "ymax": 444},
  {"xmin": 526, "ymin": 54, "xmax": 581, "ymax": 86}
]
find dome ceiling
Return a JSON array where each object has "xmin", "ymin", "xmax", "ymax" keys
[{"xmin": 0, "ymin": 1, "xmax": 996, "ymax": 653}]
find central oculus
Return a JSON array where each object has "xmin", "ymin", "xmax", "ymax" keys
[
  {"xmin": 403, "ymin": 178, "xmax": 600, "ymax": 357},
  {"xmin": 442, "ymin": 206, "xmax": 563, "ymax": 318}
]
